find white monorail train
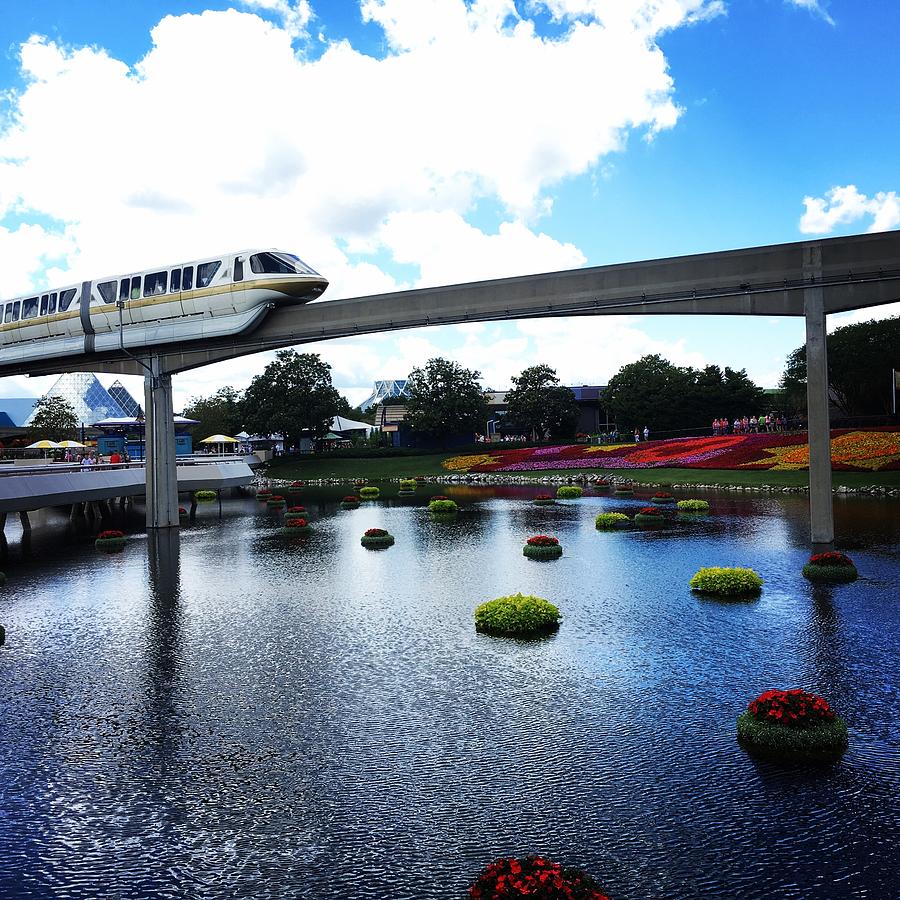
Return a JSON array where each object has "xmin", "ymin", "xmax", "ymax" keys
[{"xmin": 0, "ymin": 249, "xmax": 328, "ymax": 366}]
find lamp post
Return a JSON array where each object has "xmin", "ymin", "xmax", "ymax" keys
[{"xmin": 136, "ymin": 412, "xmax": 145, "ymax": 462}]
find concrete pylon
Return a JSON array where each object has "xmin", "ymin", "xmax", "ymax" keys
[
  {"xmin": 803, "ymin": 245, "xmax": 834, "ymax": 552},
  {"xmin": 144, "ymin": 357, "xmax": 180, "ymax": 529}
]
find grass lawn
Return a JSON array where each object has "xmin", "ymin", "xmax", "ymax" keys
[{"xmin": 264, "ymin": 454, "xmax": 900, "ymax": 488}]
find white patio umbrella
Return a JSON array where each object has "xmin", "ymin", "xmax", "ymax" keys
[
  {"xmin": 57, "ymin": 440, "xmax": 87, "ymax": 448},
  {"xmin": 26, "ymin": 440, "xmax": 60, "ymax": 449}
]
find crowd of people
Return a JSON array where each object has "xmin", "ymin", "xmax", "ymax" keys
[{"xmin": 712, "ymin": 413, "xmax": 804, "ymax": 435}]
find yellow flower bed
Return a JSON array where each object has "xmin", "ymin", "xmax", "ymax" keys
[
  {"xmin": 749, "ymin": 431, "xmax": 900, "ymax": 471},
  {"xmin": 442, "ymin": 453, "xmax": 500, "ymax": 472}
]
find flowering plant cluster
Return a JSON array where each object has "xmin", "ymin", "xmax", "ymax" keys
[
  {"xmin": 364, "ymin": 528, "xmax": 388, "ymax": 537},
  {"xmin": 469, "ymin": 855, "xmax": 610, "ymax": 899},
  {"xmin": 342, "ymin": 496, "xmax": 359, "ymax": 503},
  {"xmin": 809, "ymin": 551, "xmax": 854, "ymax": 567},
  {"xmin": 526, "ymin": 535, "xmax": 559, "ymax": 546},
  {"xmin": 747, "ymin": 689, "xmax": 835, "ymax": 729},
  {"xmin": 677, "ymin": 499, "xmax": 710, "ymax": 512},
  {"xmin": 285, "ymin": 518, "xmax": 309, "ymax": 528},
  {"xmin": 595, "ymin": 512, "xmax": 629, "ymax": 529},
  {"xmin": 556, "ymin": 485, "xmax": 583, "ymax": 498},
  {"xmin": 535, "ymin": 494, "xmax": 553, "ymax": 500},
  {"xmin": 178, "ymin": 507, "xmax": 187, "ymax": 515},
  {"xmin": 268, "ymin": 495, "xmax": 284, "ymax": 502},
  {"xmin": 442, "ymin": 428, "xmax": 900, "ymax": 473},
  {"xmin": 637, "ymin": 506, "xmax": 662, "ymax": 516},
  {"xmin": 287, "ymin": 505, "xmax": 306, "ymax": 513},
  {"xmin": 653, "ymin": 491, "xmax": 673, "ymax": 499},
  {"xmin": 690, "ymin": 567, "xmax": 763, "ymax": 596},
  {"xmin": 290, "ymin": 481, "xmax": 304, "ymax": 488},
  {"xmin": 97, "ymin": 530, "xmax": 125, "ymax": 540},
  {"xmin": 431, "ymin": 495, "xmax": 449, "ymax": 501}
]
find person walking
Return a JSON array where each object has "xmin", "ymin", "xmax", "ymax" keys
[
  {"xmin": 634, "ymin": 428, "xmax": 640, "ymax": 443},
  {"xmin": 643, "ymin": 425, "xmax": 650, "ymax": 442}
]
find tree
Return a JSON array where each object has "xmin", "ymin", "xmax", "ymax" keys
[
  {"xmin": 779, "ymin": 316, "xmax": 900, "ymax": 417},
  {"xmin": 240, "ymin": 350, "xmax": 343, "ymax": 448},
  {"xmin": 504, "ymin": 364, "xmax": 580, "ymax": 439},
  {"xmin": 403, "ymin": 357, "xmax": 489, "ymax": 440},
  {"xmin": 182, "ymin": 386, "xmax": 244, "ymax": 438},
  {"xmin": 29, "ymin": 395, "xmax": 78, "ymax": 442}
]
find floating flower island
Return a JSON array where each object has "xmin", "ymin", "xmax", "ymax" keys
[
  {"xmin": 474, "ymin": 593, "xmax": 561, "ymax": 638},
  {"xmin": 556, "ymin": 485, "xmax": 583, "ymax": 499},
  {"xmin": 593, "ymin": 479, "xmax": 610, "ymax": 491},
  {"xmin": 361, "ymin": 527, "xmax": 394, "ymax": 549},
  {"xmin": 95, "ymin": 529, "xmax": 126, "ymax": 551},
  {"xmin": 429, "ymin": 497, "xmax": 458, "ymax": 517},
  {"xmin": 523, "ymin": 535, "xmax": 563, "ymax": 560},
  {"xmin": 634, "ymin": 506, "xmax": 665, "ymax": 527},
  {"xmin": 266, "ymin": 495, "xmax": 286, "ymax": 508},
  {"xmin": 677, "ymin": 499, "xmax": 710, "ymax": 513},
  {"xmin": 469, "ymin": 855, "xmax": 610, "ymax": 900},
  {"xmin": 282, "ymin": 517, "xmax": 312, "ymax": 536},
  {"xmin": 289, "ymin": 481, "xmax": 305, "ymax": 491},
  {"xmin": 340, "ymin": 496, "xmax": 360, "ymax": 510},
  {"xmin": 613, "ymin": 484, "xmax": 634, "ymax": 495},
  {"xmin": 398, "ymin": 478, "xmax": 417, "ymax": 496},
  {"xmin": 533, "ymin": 493, "xmax": 556, "ymax": 506},
  {"xmin": 651, "ymin": 491, "xmax": 675, "ymax": 504},
  {"xmin": 737, "ymin": 688, "xmax": 848, "ymax": 763},
  {"xmin": 802, "ymin": 551, "xmax": 858, "ymax": 583},
  {"xmin": 178, "ymin": 506, "xmax": 188, "ymax": 518},
  {"xmin": 195, "ymin": 490, "xmax": 217, "ymax": 503},
  {"xmin": 286, "ymin": 505, "xmax": 306, "ymax": 515},
  {"xmin": 256, "ymin": 489, "xmax": 272, "ymax": 500},
  {"xmin": 595, "ymin": 512, "xmax": 629, "ymax": 530},
  {"xmin": 359, "ymin": 486, "xmax": 380, "ymax": 499},
  {"xmin": 690, "ymin": 566, "xmax": 763, "ymax": 598}
]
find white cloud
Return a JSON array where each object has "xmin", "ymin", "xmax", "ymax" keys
[
  {"xmin": 784, "ymin": 0, "xmax": 834, "ymax": 26},
  {"xmin": 799, "ymin": 185, "xmax": 900, "ymax": 235},
  {"xmin": 0, "ymin": 2, "xmax": 726, "ymax": 408}
]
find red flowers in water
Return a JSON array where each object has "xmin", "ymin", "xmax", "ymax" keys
[
  {"xmin": 526, "ymin": 535, "xmax": 559, "ymax": 546},
  {"xmin": 747, "ymin": 689, "xmax": 836, "ymax": 729},
  {"xmin": 285, "ymin": 518, "xmax": 308, "ymax": 528},
  {"xmin": 97, "ymin": 530, "xmax": 125, "ymax": 540},
  {"xmin": 287, "ymin": 505, "xmax": 306, "ymax": 513},
  {"xmin": 470, "ymin": 855, "xmax": 611, "ymax": 900},
  {"xmin": 431, "ymin": 495, "xmax": 450, "ymax": 501},
  {"xmin": 364, "ymin": 528, "xmax": 388, "ymax": 537},
  {"xmin": 290, "ymin": 481, "xmax": 305, "ymax": 488},
  {"xmin": 638, "ymin": 507, "xmax": 662, "ymax": 516},
  {"xmin": 268, "ymin": 495, "xmax": 285, "ymax": 502},
  {"xmin": 809, "ymin": 551, "xmax": 855, "ymax": 567},
  {"xmin": 535, "ymin": 493, "xmax": 553, "ymax": 500},
  {"xmin": 653, "ymin": 492, "xmax": 673, "ymax": 498}
]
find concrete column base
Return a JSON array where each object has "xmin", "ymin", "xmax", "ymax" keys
[{"xmin": 145, "ymin": 358, "xmax": 180, "ymax": 529}]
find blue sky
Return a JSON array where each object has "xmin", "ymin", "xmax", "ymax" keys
[{"xmin": 1, "ymin": 0, "xmax": 898, "ymax": 408}]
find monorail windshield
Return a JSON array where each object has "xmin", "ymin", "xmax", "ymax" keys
[{"xmin": 250, "ymin": 252, "xmax": 318, "ymax": 276}]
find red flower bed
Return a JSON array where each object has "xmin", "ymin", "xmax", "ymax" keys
[
  {"xmin": 431, "ymin": 495, "xmax": 449, "ymax": 501},
  {"xmin": 809, "ymin": 551, "xmax": 854, "ymax": 567},
  {"xmin": 653, "ymin": 492, "xmax": 673, "ymax": 499},
  {"xmin": 526, "ymin": 535, "xmax": 559, "ymax": 546},
  {"xmin": 285, "ymin": 518, "xmax": 308, "ymax": 528},
  {"xmin": 470, "ymin": 855, "xmax": 610, "ymax": 900},
  {"xmin": 97, "ymin": 530, "xmax": 125, "ymax": 540},
  {"xmin": 178, "ymin": 507, "xmax": 187, "ymax": 514},
  {"xmin": 287, "ymin": 505, "xmax": 306, "ymax": 513},
  {"xmin": 364, "ymin": 528, "xmax": 388, "ymax": 537},
  {"xmin": 637, "ymin": 507, "xmax": 662, "ymax": 516},
  {"xmin": 747, "ymin": 689, "xmax": 836, "ymax": 729},
  {"xmin": 290, "ymin": 481, "xmax": 304, "ymax": 488},
  {"xmin": 342, "ymin": 496, "xmax": 359, "ymax": 502},
  {"xmin": 535, "ymin": 493, "xmax": 554, "ymax": 500},
  {"xmin": 268, "ymin": 495, "xmax": 285, "ymax": 502}
]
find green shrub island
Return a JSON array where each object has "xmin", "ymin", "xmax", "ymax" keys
[
  {"xmin": 474, "ymin": 593, "xmax": 561, "ymax": 638},
  {"xmin": 634, "ymin": 506, "xmax": 665, "ymax": 527},
  {"xmin": 736, "ymin": 689, "xmax": 848, "ymax": 763},
  {"xmin": 266, "ymin": 495, "xmax": 286, "ymax": 508},
  {"xmin": 95, "ymin": 529, "xmax": 127, "ymax": 551},
  {"xmin": 359, "ymin": 486, "xmax": 380, "ymax": 499},
  {"xmin": 595, "ymin": 512, "xmax": 629, "ymax": 530},
  {"xmin": 196, "ymin": 490, "xmax": 217, "ymax": 502},
  {"xmin": 340, "ymin": 495, "xmax": 360, "ymax": 509},
  {"xmin": 282, "ymin": 517, "xmax": 312, "ymax": 536},
  {"xmin": 802, "ymin": 551, "xmax": 858, "ymax": 583},
  {"xmin": 651, "ymin": 491, "xmax": 675, "ymax": 504},
  {"xmin": 361, "ymin": 527, "xmax": 394, "ymax": 549},
  {"xmin": 398, "ymin": 479, "xmax": 418, "ymax": 490},
  {"xmin": 533, "ymin": 493, "xmax": 556, "ymax": 506},
  {"xmin": 677, "ymin": 499, "xmax": 710, "ymax": 513},
  {"xmin": 428, "ymin": 496, "xmax": 458, "ymax": 515},
  {"xmin": 523, "ymin": 534, "xmax": 563, "ymax": 560},
  {"xmin": 556, "ymin": 485, "xmax": 583, "ymax": 499},
  {"xmin": 690, "ymin": 566, "xmax": 763, "ymax": 597}
]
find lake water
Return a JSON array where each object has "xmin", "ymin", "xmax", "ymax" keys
[{"xmin": 1, "ymin": 486, "xmax": 898, "ymax": 899}]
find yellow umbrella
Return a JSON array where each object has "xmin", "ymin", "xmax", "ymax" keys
[
  {"xmin": 26, "ymin": 440, "xmax": 60, "ymax": 449},
  {"xmin": 199, "ymin": 434, "xmax": 239, "ymax": 444},
  {"xmin": 57, "ymin": 440, "xmax": 87, "ymax": 448}
]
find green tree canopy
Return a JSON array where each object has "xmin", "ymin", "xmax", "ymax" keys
[
  {"xmin": 182, "ymin": 386, "xmax": 244, "ymax": 439},
  {"xmin": 602, "ymin": 355, "xmax": 765, "ymax": 432},
  {"xmin": 240, "ymin": 350, "xmax": 343, "ymax": 448},
  {"xmin": 29, "ymin": 395, "xmax": 78, "ymax": 442},
  {"xmin": 779, "ymin": 316, "xmax": 900, "ymax": 417},
  {"xmin": 404, "ymin": 357, "xmax": 489, "ymax": 440},
  {"xmin": 504, "ymin": 364, "xmax": 580, "ymax": 439}
]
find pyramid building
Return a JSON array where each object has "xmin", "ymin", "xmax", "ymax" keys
[{"xmin": 24, "ymin": 373, "xmax": 142, "ymax": 426}]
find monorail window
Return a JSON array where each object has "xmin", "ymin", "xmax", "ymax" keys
[
  {"xmin": 49, "ymin": 292, "xmax": 57, "ymax": 314},
  {"xmin": 250, "ymin": 251, "xmax": 302, "ymax": 275},
  {"xmin": 130, "ymin": 277, "xmax": 141, "ymax": 301},
  {"xmin": 22, "ymin": 297, "xmax": 39, "ymax": 319},
  {"xmin": 182, "ymin": 266, "xmax": 193, "ymax": 290},
  {"xmin": 40, "ymin": 295, "xmax": 49, "ymax": 316},
  {"xmin": 197, "ymin": 261, "xmax": 221, "ymax": 288},
  {"xmin": 234, "ymin": 257, "xmax": 243, "ymax": 282},
  {"xmin": 119, "ymin": 279, "xmax": 129, "ymax": 302},
  {"xmin": 171, "ymin": 268, "xmax": 181, "ymax": 292},
  {"xmin": 58, "ymin": 289, "xmax": 76, "ymax": 311},
  {"xmin": 97, "ymin": 281, "xmax": 117, "ymax": 305},
  {"xmin": 4, "ymin": 301, "xmax": 20, "ymax": 323},
  {"xmin": 144, "ymin": 271, "xmax": 168, "ymax": 297}
]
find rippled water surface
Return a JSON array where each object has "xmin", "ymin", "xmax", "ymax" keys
[{"xmin": 1, "ymin": 485, "xmax": 898, "ymax": 899}]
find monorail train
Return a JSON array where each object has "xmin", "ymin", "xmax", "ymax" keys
[{"xmin": 0, "ymin": 249, "xmax": 328, "ymax": 366}]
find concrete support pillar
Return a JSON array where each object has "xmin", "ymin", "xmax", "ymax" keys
[
  {"xmin": 18, "ymin": 510, "xmax": 31, "ymax": 532},
  {"xmin": 804, "ymin": 245, "xmax": 834, "ymax": 552},
  {"xmin": 144, "ymin": 357, "xmax": 180, "ymax": 529}
]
